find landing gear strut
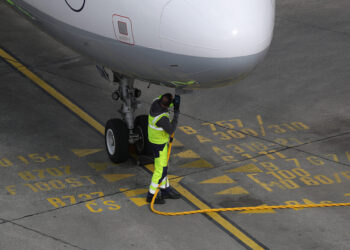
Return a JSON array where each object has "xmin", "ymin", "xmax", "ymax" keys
[{"xmin": 105, "ymin": 76, "xmax": 152, "ymax": 163}]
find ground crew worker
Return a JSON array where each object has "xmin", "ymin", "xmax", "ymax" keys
[{"xmin": 146, "ymin": 93, "xmax": 181, "ymax": 204}]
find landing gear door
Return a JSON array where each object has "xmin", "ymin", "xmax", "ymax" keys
[{"xmin": 112, "ymin": 14, "xmax": 135, "ymax": 45}]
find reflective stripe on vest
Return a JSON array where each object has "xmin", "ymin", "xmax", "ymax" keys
[
  {"xmin": 148, "ymin": 113, "xmax": 168, "ymax": 131},
  {"xmin": 148, "ymin": 124, "xmax": 163, "ymax": 131}
]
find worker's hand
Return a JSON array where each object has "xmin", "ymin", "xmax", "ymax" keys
[{"xmin": 173, "ymin": 95, "xmax": 180, "ymax": 111}]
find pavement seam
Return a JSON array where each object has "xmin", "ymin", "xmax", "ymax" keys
[
  {"xmin": 0, "ymin": 66, "xmax": 110, "ymax": 91},
  {"xmin": 276, "ymin": 15, "xmax": 350, "ymax": 39},
  {"xmin": 38, "ymin": 68, "xmax": 106, "ymax": 89},
  {"xmin": 0, "ymin": 55, "xmax": 84, "ymax": 71},
  {"xmin": 7, "ymin": 188, "xmax": 138, "ymax": 223},
  {"xmin": 1, "ymin": 220, "xmax": 86, "ymax": 250}
]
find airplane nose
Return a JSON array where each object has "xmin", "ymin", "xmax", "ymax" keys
[{"xmin": 160, "ymin": 0, "xmax": 275, "ymax": 58}]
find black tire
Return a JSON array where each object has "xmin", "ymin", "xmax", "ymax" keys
[
  {"xmin": 105, "ymin": 119, "xmax": 129, "ymax": 163},
  {"xmin": 134, "ymin": 115, "xmax": 153, "ymax": 155}
]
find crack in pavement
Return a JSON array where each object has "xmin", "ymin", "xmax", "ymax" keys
[{"xmin": 0, "ymin": 219, "xmax": 86, "ymax": 250}]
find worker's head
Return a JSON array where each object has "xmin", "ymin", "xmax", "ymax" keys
[{"xmin": 160, "ymin": 93, "xmax": 173, "ymax": 108}]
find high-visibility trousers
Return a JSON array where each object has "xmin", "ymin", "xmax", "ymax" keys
[{"xmin": 149, "ymin": 142, "xmax": 169, "ymax": 194}]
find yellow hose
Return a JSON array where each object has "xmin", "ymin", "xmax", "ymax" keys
[
  {"xmin": 150, "ymin": 133, "xmax": 350, "ymax": 215},
  {"xmin": 153, "ymin": 122, "xmax": 350, "ymax": 215},
  {"xmin": 150, "ymin": 188, "xmax": 350, "ymax": 216}
]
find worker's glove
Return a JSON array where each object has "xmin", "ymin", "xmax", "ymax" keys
[{"xmin": 173, "ymin": 95, "xmax": 181, "ymax": 111}]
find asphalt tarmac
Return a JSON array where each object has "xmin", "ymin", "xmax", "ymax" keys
[{"xmin": 1, "ymin": 1, "xmax": 350, "ymax": 249}]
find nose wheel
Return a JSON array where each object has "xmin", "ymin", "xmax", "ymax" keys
[
  {"xmin": 105, "ymin": 119, "xmax": 129, "ymax": 163},
  {"xmin": 104, "ymin": 115, "xmax": 152, "ymax": 163}
]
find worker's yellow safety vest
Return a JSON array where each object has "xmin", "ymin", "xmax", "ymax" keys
[
  {"xmin": 148, "ymin": 95, "xmax": 173, "ymax": 144},
  {"xmin": 148, "ymin": 112, "xmax": 170, "ymax": 144}
]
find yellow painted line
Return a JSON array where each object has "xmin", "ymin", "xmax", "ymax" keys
[
  {"xmin": 72, "ymin": 148, "xmax": 104, "ymax": 157},
  {"xmin": 172, "ymin": 182, "xmax": 264, "ymax": 250},
  {"xmin": 173, "ymin": 150, "xmax": 200, "ymax": 159},
  {"xmin": 0, "ymin": 48, "xmax": 264, "ymax": 250},
  {"xmin": 120, "ymin": 188, "xmax": 148, "ymax": 198},
  {"xmin": 130, "ymin": 197, "xmax": 149, "ymax": 207},
  {"xmin": 119, "ymin": 188, "xmax": 149, "ymax": 207},
  {"xmin": 227, "ymin": 163, "xmax": 263, "ymax": 173},
  {"xmin": 144, "ymin": 164, "xmax": 154, "ymax": 172},
  {"xmin": 200, "ymin": 175, "xmax": 235, "ymax": 184},
  {"xmin": 172, "ymin": 138, "xmax": 184, "ymax": 147},
  {"xmin": 256, "ymin": 115, "xmax": 266, "ymax": 137},
  {"xmin": 102, "ymin": 174, "xmax": 135, "ymax": 183},
  {"xmin": 179, "ymin": 159, "xmax": 213, "ymax": 168},
  {"xmin": 0, "ymin": 48, "xmax": 105, "ymax": 135},
  {"xmin": 216, "ymin": 186, "xmax": 250, "ymax": 195},
  {"xmin": 88, "ymin": 162, "xmax": 109, "ymax": 172}
]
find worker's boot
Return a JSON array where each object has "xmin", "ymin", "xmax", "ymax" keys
[
  {"xmin": 146, "ymin": 192, "xmax": 165, "ymax": 204},
  {"xmin": 161, "ymin": 187, "xmax": 181, "ymax": 199}
]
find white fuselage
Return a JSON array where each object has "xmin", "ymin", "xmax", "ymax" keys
[{"xmin": 11, "ymin": 0, "xmax": 276, "ymax": 88}]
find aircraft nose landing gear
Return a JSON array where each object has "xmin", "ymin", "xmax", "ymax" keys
[{"xmin": 105, "ymin": 76, "xmax": 152, "ymax": 163}]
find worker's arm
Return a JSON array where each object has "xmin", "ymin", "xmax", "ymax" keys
[{"xmin": 156, "ymin": 111, "xmax": 179, "ymax": 135}]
